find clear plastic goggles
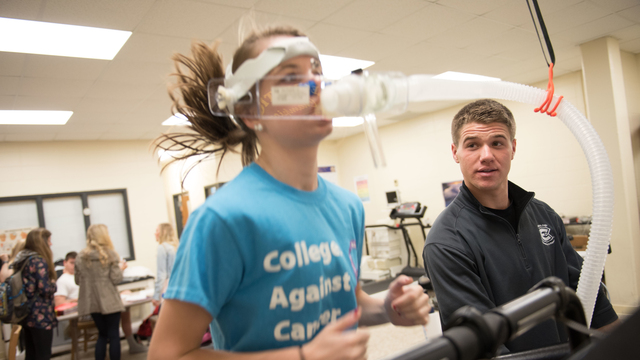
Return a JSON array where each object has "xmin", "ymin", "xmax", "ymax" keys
[{"xmin": 208, "ymin": 74, "xmax": 329, "ymax": 120}]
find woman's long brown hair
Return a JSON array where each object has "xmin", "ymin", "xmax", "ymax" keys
[{"xmin": 24, "ymin": 228, "xmax": 57, "ymax": 280}]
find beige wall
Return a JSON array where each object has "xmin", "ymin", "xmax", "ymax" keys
[{"xmin": 0, "ymin": 140, "xmax": 168, "ymax": 273}]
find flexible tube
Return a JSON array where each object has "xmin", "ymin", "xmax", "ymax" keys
[
  {"xmin": 323, "ymin": 74, "xmax": 613, "ymax": 326},
  {"xmin": 407, "ymin": 76, "xmax": 613, "ymax": 326}
]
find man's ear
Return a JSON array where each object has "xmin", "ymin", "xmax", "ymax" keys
[
  {"xmin": 452, "ymin": 143, "xmax": 460, "ymax": 163},
  {"xmin": 511, "ymin": 138, "xmax": 517, "ymax": 160}
]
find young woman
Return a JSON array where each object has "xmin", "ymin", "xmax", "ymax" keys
[
  {"xmin": 152, "ymin": 223, "xmax": 179, "ymax": 307},
  {"xmin": 9, "ymin": 228, "xmax": 57, "ymax": 360},
  {"xmin": 75, "ymin": 224, "xmax": 126, "ymax": 360},
  {"xmin": 149, "ymin": 26, "xmax": 431, "ymax": 360}
]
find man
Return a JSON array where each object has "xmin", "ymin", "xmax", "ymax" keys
[
  {"xmin": 423, "ymin": 99, "xmax": 619, "ymax": 353},
  {"xmin": 55, "ymin": 251, "xmax": 78, "ymax": 306}
]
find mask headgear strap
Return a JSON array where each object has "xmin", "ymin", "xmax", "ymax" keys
[{"xmin": 212, "ymin": 37, "xmax": 320, "ymax": 116}]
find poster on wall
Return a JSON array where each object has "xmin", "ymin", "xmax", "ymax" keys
[
  {"xmin": 354, "ymin": 175, "xmax": 370, "ymax": 203},
  {"xmin": 442, "ymin": 180, "xmax": 463, "ymax": 207},
  {"xmin": 0, "ymin": 227, "xmax": 34, "ymax": 255},
  {"xmin": 318, "ymin": 166, "xmax": 337, "ymax": 185}
]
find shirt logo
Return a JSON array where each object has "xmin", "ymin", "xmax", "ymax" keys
[{"xmin": 538, "ymin": 224, "xmax": 555, "ymax": 245}]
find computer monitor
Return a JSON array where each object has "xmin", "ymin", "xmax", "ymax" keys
[{"xmin": 385, "ymin": 189, "xmax": 401, "ymax": 208}]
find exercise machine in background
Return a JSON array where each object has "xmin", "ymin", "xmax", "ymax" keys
[{"xmin": 363, "ymin": 201, "xmax": 431, "ymax": 282}]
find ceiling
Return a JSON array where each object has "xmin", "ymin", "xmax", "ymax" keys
[{"xmin": 1, "ymin": 0, "xmax": 639, "ymax": 142}]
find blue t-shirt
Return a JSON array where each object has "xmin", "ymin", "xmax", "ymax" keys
[{"xmin": 164, "ymin": 163, "xmax": 365, "ymax": 352}]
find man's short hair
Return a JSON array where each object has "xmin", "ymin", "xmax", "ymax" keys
[
  {"xmin": 452, "ymin": 99, "xmax": 516, "ymax": 146},
  {"xmin": 65, "ymin": 251, "xmax": 77, "ymax": 261}
]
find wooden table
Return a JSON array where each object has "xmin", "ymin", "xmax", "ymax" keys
[{"xmin": 57, "ymin": 297, "xmax": 152, "ymax": 360}]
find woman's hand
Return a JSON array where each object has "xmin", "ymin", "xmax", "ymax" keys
[
  {"xmin": 302, "ymin": 308, "xmax": 370, "ymax": 360},
  {"xmin": 384, "ymin": 275, "xmax": 431, "ymax": 326}
]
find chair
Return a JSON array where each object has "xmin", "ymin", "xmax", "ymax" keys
[
  {"xmin": 71, "ymin": 319, "xmax": 99, "ymax": 360},
  {"xmin": 8, "ymin": 324, "xmax": 21, "ymax": 360}
]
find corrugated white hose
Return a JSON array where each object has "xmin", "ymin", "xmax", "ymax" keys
[
  {"xmin": 322, "ymin": 74, "xmax": 614, "ymax": 326},
  {"xmin": 406, "ymin": 75, "xmax": 614, "ymax": 326}
]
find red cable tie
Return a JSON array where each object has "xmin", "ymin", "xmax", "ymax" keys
[{"xmin": 534, "ymin": 63, "xmax": 563, "ymax": 117}]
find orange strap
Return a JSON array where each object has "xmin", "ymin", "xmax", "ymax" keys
[{"xmin": 534, "ymin": 63, "xmax": 563, "ymax": 117}]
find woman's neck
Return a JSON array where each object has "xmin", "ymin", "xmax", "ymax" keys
[{"xmin": 255, "ymin": 145, "xmax": 319, "ymax": 191}]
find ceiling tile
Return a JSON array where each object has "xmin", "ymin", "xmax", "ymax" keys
[
  {"xmin": 12, "ymin": 95, "xmax": 81, "ymax": 110},
  {"xmin": 114, "ymin": 33, "xmax": 193, "ymax": 64},
  {"xmin": 610, "ymin": 24, "xmax": 640, "ymax": 43},
  {"xmin": 483, "ymin": 1, "xmax": 533, "ymax": 27},
  {"xmin": 18, "ymin": 77, "xmax": 94, "ymax": 98},
  {"xmin": 216, "ymin": 11, "xmax": 316, "ymax": 46},
  {"xmin": 544, "ymin": 1, "xmax": 613, "ymax": 34},
  {"xmin": 617, "ymin": 5, "xmax": 640, "ymax": 24},
  {"xmin": 464, "ymin": 27, "xmax": 539, "ymax": 57},
  {"xmin": 0, "ymin": 95, "xmax": 15, "ymax": 108},
  {"xmin": 0, "ymin": 0, "xmax": 45, "ymax": 21},
  {"xmin": 85, "ymin": 81, "xmax": 160, "ymax": 100},
  {"xmin": 336, "ymin": 33, "xmax": 418, "ymax": 63},
  {"xmin": 73, "ymin": 97, "xmax": 142, "ymax": 115},
  {"xmin": 381, "ymin": 3, "xmax": 476, "ymax": 44},
  {"xmin": 427, "ymin": 17, "xmax": 513, "ymax": 49},
  {"xmin": 323, "ymin": 0, "xmax": 429, "ymax": 32},
  {"xmin": 40, "ymin": 0, "xmax": 156, "ymax": 30},
  {"xmin": 205, "ymin": 0, "xmax": 261, "ymax": 8},
  {"xmin": 255, "ymin": 0, "xmax": 353, "ymax": 21},
  {"xmin": 0, "ymin": 52, "xmax": 26, "ymax": 76},
  {"xmin": 307, "ymin": 23, "xmax": 372, "ymax": 55},
  {"xmin": 590, "ymin": 0, "xmax": 640, "ymax": 13},
  {"xmin": 4, "ymin": 133, "xmax": 56, "ymax": 142},
  {"xmin": 21, "ymin": 55, "xmax": 109, "ymax": 80},
  {"xmin": 53, "ymin": 132, "xmax": 103, "ymax": 141},
  {"xmin": 0, "ymin": 77, "xmax": 21, "ymax": 96},
  {"xmin": 136, "ymin": 1, "xmax": 245, "ymax": 39},
  {"xmin": 555, "ymin": 14, "xmax": 634, "ymax": 45},
  {"xmin": 435, "ymin": 0, "xmax": 512, "ymax": 16},
  {"xmin": 98, "ymin": 60, "xmax": 172, "ymax": 85}
]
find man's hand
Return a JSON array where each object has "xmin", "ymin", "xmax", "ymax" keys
[{"xmin": 384, "ymin": 275, "xmax": 431, "ymax": 326}]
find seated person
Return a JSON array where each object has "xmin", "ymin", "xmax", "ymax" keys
[
  {"xmin": 423, "ymin": 99, "xmax": 619, "ymax": 354},
  {"xmin": 55, "ymin": 251, "xmax": 78, "ymax": 307}
]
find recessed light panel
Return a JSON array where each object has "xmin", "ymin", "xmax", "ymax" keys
[
  {"xmin": 0, "ymin": 110, "xmax": 73, "ymax": 125},
  {"xmin": 0, "ymin": 17, "xmax": 131, "ymax": 60}
]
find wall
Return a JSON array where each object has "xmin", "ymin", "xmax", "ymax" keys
[
  {"xmin": 622, "ymin": 51, "xmax": 640, "ymax": 219},
  {"xmin": 0, "ymin": 140, "xmax": 168, "ymax": 273}
]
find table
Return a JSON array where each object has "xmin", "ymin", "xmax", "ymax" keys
[{"xmin": 57, "ymin": 297, "xmax": 152, "ymax": 360}]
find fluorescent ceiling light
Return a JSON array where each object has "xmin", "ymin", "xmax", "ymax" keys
[
  {"xmin": 333, "ymin": 117, "xmax": 364, "ymax": 127},
  {"xmin": 319, "ymin": 55, "xmax": 374, "ymax": 79},
  {"xmin": 162, "ymin": 114, "xmax": 191, "ymax": 126},
  {"xmin": 0, "ymin": 110, "xmax": 73, "ymax": 125},
  {"xmin": 0, "ymin": 17, "xmax": 131, "ymax": 60},
  {"xmin": 434, "ymin": 71, "xmax": 500, "ymax": 82}
]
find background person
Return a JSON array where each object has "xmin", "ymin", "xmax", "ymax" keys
[
  {"xmin": 12, "ymin": 228, "xmax": 57, "ymax": 360},
  {"xmin": 152, "ymin": 223, "xmax": 179, "ymax": 308},
  {"xmin": 423, "ymin": 99, "xmax": 619, "ymax": 354},
  {"xmin": 75, "ymin": 224, "xmax": 126, "ymax": 360},
  {"xmin": 148, "ymin": 25, "xmax": 431, "ymax": 360},
  {"xmin": 55, "ymin": 251, "xmax": 78, "ymax": 307}
]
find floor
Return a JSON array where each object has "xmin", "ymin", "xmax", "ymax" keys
[{"xmin": 50, "ymin": 339, "xmax": 150, "ymax": 360}]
